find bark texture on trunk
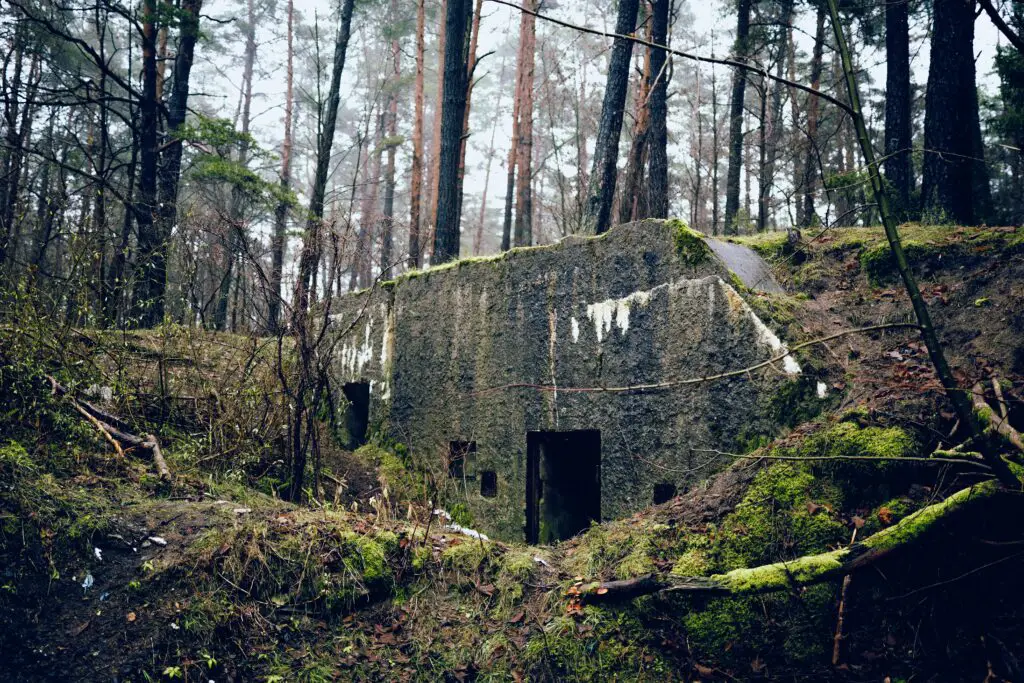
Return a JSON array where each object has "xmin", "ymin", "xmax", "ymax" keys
[
  {"xmin": 433, "ymin": 0, "xmax": 473, "ymax": 264},
  {"xmin": 269, "ymin": 0, "xmax": 294, "ymax": 334},
  {"xmin": 513, "ymin": 0, "xmax": 536, "ymax": 247},
  {"xmin": 408, "ymin": 0, "xmax": 426, "ymax": 268},
  {"xmin": 722, "ymin": 0, "xmax": 751, "ymax": 234},
  {"xmin": 800, "ymin": 5, "xmax": 826, "ymax": 228},
  {"xmin": 921, "ymin": 0, "xmax": 977, "ymax": 224},
  {"xmin": 646, "ymin": 0, "xmax": 670, "ymax": 219},
  {"xmin": 584, "ymin": 0, "xmax": 640, "ymax": 234},
  {"xmin": 884, "ymin": 0, "xmax": 912, "ymax": 219}
]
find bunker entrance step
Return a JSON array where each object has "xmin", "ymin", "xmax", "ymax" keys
[
  {"xmin": 341, "ymin": 381, "xmax": 370, "ymax": 450},
  {"xmin": 526, "ymin": 430, "xmax": 601, "ymax": 545}
]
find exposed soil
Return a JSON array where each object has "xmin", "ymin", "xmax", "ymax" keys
[{"xmin": 3, "ymin": 225, "xmax": 1024, "ymax": 682}]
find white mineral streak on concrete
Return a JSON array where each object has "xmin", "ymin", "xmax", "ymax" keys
[
  {"xmin": 341, "ymin": 318, "xmax": 375, "ymax": 377},
  {"xmin": 571, "ymin": 316, "xmax": 580, "ymax": 343},
  {"xmin": 720, "ymin": 279, "xmax": 802, "ymax": 375},
  {"xmin": 379, "ymin": 304, "xmax": 395, "ymax": 401},
  {"xmin": 586, "ymin": 288, "xmax": 655, "ymax": 341}
]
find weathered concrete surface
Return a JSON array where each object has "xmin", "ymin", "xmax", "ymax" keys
[
  {"xmin": 328, "ymin": 220, "xmax": 815, "ymax": 541},
  {"xmin": 706, "ymin": 238, "xmax": 785, "ymax": 293}
]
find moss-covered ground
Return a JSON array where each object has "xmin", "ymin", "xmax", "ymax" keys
[{"xmin": 3, "ymin": 225, "xmax": 1024, "ymax": 681}]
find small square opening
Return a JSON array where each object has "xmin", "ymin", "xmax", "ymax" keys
[
  {"xmin": 480, "ymin": 471, "xmax": 497, "ymax": 498},
  {"xmin": 653, "ymin": 482, "xmax": 676, "ymax": 505},
  {"xmin": 448, "ymin": 441, "xmax": 476, "ymax": 479}
]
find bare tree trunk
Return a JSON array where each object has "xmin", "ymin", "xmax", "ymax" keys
[
  {"xmin": 291, "ymin": 0, "xmax": 356, "ymax": 502},
  {"xmin": 646, "ymin": 0, "xmax": 670, "ymax": 219},
  {"xmin": 884, "ymin": 0, "xmax": 912, "ymax": 220},
  {"xmin": 501, "ymin": 21, "xmax": 526, "ymax": 251},
  {"xmin": 433, "ymin": 0, "xmax": 474, "ymax": 263},
  {"xmin": 762, "ymin": 3, "xmax": 790, "ymax": 230},
  {"xmin": 380, "ymin": 4, "xmax": 401, "ymax": 281},
  {"xmin": 408, "ymin": 0, "xmax": 426, "ymax": 268},
  {"xmin": 920, "ymin": 0, "xmax": 977, "ymax": 224},
  {"xmin": 455, "ymin": 0, "xmax": 484, "ymax": 233},
  {"xmin": 800, "ymin": 5, "xmax": 826, "ymax": 228},
  {"xmin": 296, "ymin": 0, "xmax": 355, "ymax": 312},
  {"xmin": 269, "ymin": 0, "xmax": 294, "ymax": 334},
  {"xmin": 618, "ymin": 5, "xmax": 653, "ymax": 226},
  {"xmin": 427, "ymin": 0, "xmax": 448, "ymax": 261},
  {"xmin": 723, "ymin": 0, "xmax": 751, "ymax": 234},
  {"xmin": 710, "ymin": 52, "xmax": 721, "ymax": 235},
  {"xmin": 132, "ymin": 0, "xmax": 161, "ymax": 326},
  {"xmin": 513, "ymin": 0, "xmax": 536, "ymax": 247},
  {"xmin": 216, "ymin": 0, "xmax": 257, "ymax": 331},
  {"xmin": 356, "ymin": 114, "xmax": 384, "ymax": 288},
  {"xmin": 584, "ymin": 0, "xmax": 640, "ymax": 234},
  {"xmin": 474, "ymin": 57, "xmax": 507, "ymax": 255}
]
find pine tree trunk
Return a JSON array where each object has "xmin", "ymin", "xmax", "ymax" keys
[
  {"xmin": 216, "ymin": 0, "xmax": 256, "ymax": 331},
  {"xmin": 723, "ymin": 0, "xmax": 751, "ymax": 234},
  {"xmin": 294, "ymin": 0, "xmax": 355, "ymax": 316},
  {"xmin": 584, "ymin": 0, "xmax": 640, "ymax": 234},
  {"xmin": 455, "ymin": 0, "xmax": 484, "ymax": 233},
  {"xmin": 427, "ymin": 0, "xmax": 448, "ymax": 260},
  {"xmin": 433, "ymin": 0, "xmax": 473, "ymax": 263},
  {"xmin": 474, "ymin": 57, "xmax": 507, "ymax": 255},
  {"xmin": 380, "ymin": 10, "xmax": 401, "ymax": 281},
  {"xmin": 884, "ymin": 0, "xmax": 912, "ymax": 219},
  {"xmin": 357, "ymin": 114, "xmax": 384, "ymax": 288},
  {"xmin": 269, "ymin": 0, "xmax": 294, "ymax": 334},
  {"xmin": 710, "ymin": 57, "xmax": 720, "ymax": 234},
  {"xmin": 647, "ymin": 0, "xmax": 670, "ymax": 219},
  {"xmin": 513, "ymin": 0, "xmax": 536, "ymax": 247},
  {"xmin": 408, "ymin": 0, "xmax": 426, "ymax": 268},
  {"xmin": 618, "ymin": 5, "xmax": 653, "ymax": 226},
  {"xmin": 140, "ymin": 0, "xmax": 202, "ymax": 327},
  {"xmin": 921, "ymin": 0, "xmax": 976, "ymax": 224},
  {"xmin": 800, "ymin": 5, "xmax": 826, "ymax": 228},
  {"xmin": 502, "ymin": 17, "xmax": 526, "ymax": 251},
  {"xmin": 762, "ymin": 3, "xmax": 790, "ymax": 230},
  {"xmin": 132, "ymin": 0, "xmax": 162, "ymax": 326}
]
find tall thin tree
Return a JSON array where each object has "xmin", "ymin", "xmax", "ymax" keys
[{"xmin": 584, "ymin": 0, "xmax": 641, "ymax": 234}]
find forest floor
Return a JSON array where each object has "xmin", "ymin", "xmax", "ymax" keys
[{"xmin": 3, "ymin": 224, "xmax": 1024, "ymax": 682}]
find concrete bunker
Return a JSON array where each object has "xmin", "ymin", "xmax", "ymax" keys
[
  {"xmin": 526, "ymin": 430, "xmax": 601, "ymax": 544},
  {"xmin": 328, "ymin": 219, "xmax": 819, "ymax": 542}
]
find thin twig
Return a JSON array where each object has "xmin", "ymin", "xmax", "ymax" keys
[
  {"xmin": 485, "ymin": 0, "xmax": 854, "ymax": 114},
  {"xmin": 468, "ymin": 323, "xmax": 919, "ymax": 397}
]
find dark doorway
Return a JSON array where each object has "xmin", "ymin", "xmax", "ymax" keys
[
  {"xmin": 525, "ymin": 430, "xmax": 601, "ymax": 544},
  {"xmin": 341, "ymin": 381, "xmax": 370, "ymax": 449},
  {"xmin": 653, "ymin": 482, "xmax": 676, "ymax": 505}
]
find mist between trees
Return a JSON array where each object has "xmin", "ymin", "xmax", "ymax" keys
[{"xmin": 0, "ymin": 0, "xmax": 1021, "ymax": 331}]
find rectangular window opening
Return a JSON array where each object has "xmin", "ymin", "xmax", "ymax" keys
[
  {"xmin": 480, "ymin": 471, "xmax": 497, "ymax": 498},
  {"xmin": 525, "ymin": 430, "xmax": 601, "ymax": 544},
  {"xmin": 448, "ymin": 441, "xmax": 477, "ymax": 479},
  {"xmin": 341, "ymin": 381, "xmax": 370, "ymax": 450}
]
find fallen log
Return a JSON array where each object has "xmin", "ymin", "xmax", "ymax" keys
[
  {"xmin": 579, "ymin": 480, "xmax": 1005, "ymax": 604},
  {"xmin": 47, "ymin": 375, "xmax": 171, "ymax": 481}
]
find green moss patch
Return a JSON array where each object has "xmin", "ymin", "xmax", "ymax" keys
[{"xmin": 668, "ymin": 218, "xmax": 712, "ymax": 266}]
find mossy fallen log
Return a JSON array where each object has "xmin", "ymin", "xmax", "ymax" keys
[{"xmin": 579, "ymin": 480, "xmax": 1005, "ymax": 603}]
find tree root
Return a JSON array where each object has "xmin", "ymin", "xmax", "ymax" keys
[
  {"xmin": 47, "ymin": 376, "xmax": 171, "ymax": 481},
  {"xmin": 578, "ymin": 480, "xmax": 1005, "ymax": 604},
  {"xmin": 973, "ymin": 382, "xmax": 1024, "ymax": 456}
]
